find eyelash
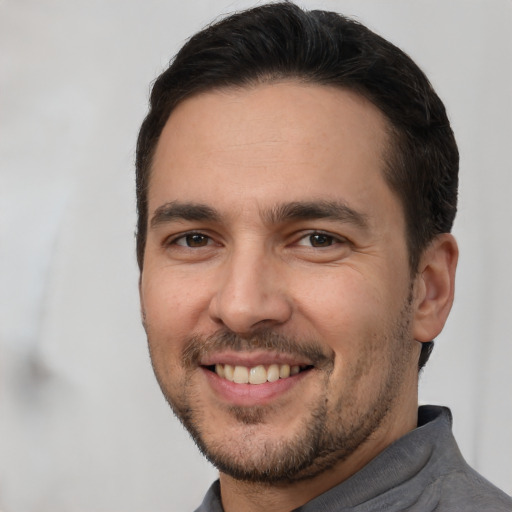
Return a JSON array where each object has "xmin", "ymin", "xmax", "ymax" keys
[
  {"xmin": 166, "ymin": 230, "xmax": 346, "ymax": 249},
  {"xmin": 167, "ymin": 231, "xmax": 216, "ymax": 248},
  {"xmin": 295, "ymin": 231, "xmax": 346, "ymax": 248}
]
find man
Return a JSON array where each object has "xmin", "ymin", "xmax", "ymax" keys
[{"xmin": 135, "ymin": 3, "xmax": 512, "ymax": 511}]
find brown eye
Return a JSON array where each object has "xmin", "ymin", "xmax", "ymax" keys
[
  {"xmin": 309, "ymin": 233, "xmax": 334, "ymax": 247},
  {"xmin": 172, "ymin": 233, "xmax": 212, "ymax": 248},
  {"xmin": 184, "ymin": 234, "xmax": 210, "ymax": 247},
  {"xmin": 296, "ymin": 232, "xmax": 343, "ymax": 249}
]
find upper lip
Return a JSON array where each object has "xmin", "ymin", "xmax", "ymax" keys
[{"xmin": 199, "ymin": 350, "xmax": 313, "ymax": 368}]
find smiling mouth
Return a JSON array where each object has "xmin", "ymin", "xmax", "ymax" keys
[{"xmin": 205, "ymin": 363, "xmax": 313, "ymax": 385}]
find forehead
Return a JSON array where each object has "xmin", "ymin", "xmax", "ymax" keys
[{"xmin": 150, "ymin": 82, "xmax": 395, "ymax": 222}]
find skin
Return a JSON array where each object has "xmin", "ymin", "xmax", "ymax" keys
[{"xmin": 140, "ymin": 82, "xmax": 458, "ymax": 512}]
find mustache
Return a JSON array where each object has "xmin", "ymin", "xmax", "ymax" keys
[{"xmin": 182, "ymin": 330, "xmax": 335, "ymax": 370}]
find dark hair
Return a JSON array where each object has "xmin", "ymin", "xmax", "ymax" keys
[{"xmin": 136, "ymin": 1, "xmax": 458, "ymax": 369}]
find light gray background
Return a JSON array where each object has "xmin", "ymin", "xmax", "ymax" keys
[{"xmin": 1, "ymin": 1, "xmax": 511, "ymax": 511}]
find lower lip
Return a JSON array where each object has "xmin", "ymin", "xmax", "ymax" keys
[{"xmin": 202, "ymin": 367, "xmax": 310, "ymax": 406}]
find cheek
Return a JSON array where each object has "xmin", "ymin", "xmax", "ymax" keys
[
  {"xmin": 141, "ymin": 268, "xmax": 213, "ymax": 347},
  {"xmin": 294, "ymin": 268, "xmax": 406, "ymax": 379},
  {"xmin": 294, "ymin": 268, "xmax": 388, "ymax": 338}
]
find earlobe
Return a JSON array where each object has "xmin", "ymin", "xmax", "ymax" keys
[{"xmin": 412, "ymin": 234, "xmax": 458, "ymax": 343}]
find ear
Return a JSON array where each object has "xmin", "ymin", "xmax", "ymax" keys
[{"xmin": 412, "ymin": 234, "xmax": 458, "ymax": 342}]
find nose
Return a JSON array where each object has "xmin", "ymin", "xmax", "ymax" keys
[{"xmin": 208, "ymin": 245, "xmax": 293, "ymax": 335}]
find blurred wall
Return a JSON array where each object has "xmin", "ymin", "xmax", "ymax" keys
[{"xmin": 1, "ymin": 0, "xmax": 511, "ymax": 510}]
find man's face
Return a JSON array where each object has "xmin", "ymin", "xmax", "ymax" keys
[{"xmin": 140, "ymin": 83, "xmax": 421, "ymax": 482}]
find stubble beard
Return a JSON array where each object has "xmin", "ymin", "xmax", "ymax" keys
[{"xmin": 148, "ymin": 299, "xmax": 415, "ymax": 485}]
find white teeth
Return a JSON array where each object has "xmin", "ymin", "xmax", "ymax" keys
[
  {"xmin": 233, "ymin": 365, "xmax": 249, "ymax": 384},
  {"xmin": 224, "ymin": 364, "xmax": 234, "ymax": 382},
  {"xmin": 249, "ymin": 365, "xmax": 267, "ymax": 385},
  {"xmin": 215, "ymin": 364, "xmax": 225, "ymax": 379},
  {"xmin": 267, "ymin": 364, "xmax": 280, "ymax": 382},
  {"xmin": 214, "ymin": 363, "xmax": 306, "ymax": 384}
]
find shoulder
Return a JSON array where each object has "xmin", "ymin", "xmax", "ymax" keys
[
  {"xmin": 426, "ymin": 464, "xmax": 512, "ymax": 512},
  {"xmin": 415, "ymin": 406, "xmax": 512, "ymax": 511}
]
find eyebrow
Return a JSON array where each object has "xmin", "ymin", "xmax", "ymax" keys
[
  {"xmin": 150, "ymin": 201, "xmax": 221, "ymax": 228},
  {"xmin": 150, "ymin": 199, "xmax": 369, "ymax": 230},
  {"xmin": 264, "ymin": 200, "xmax": 369, "ymax": 230}
]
